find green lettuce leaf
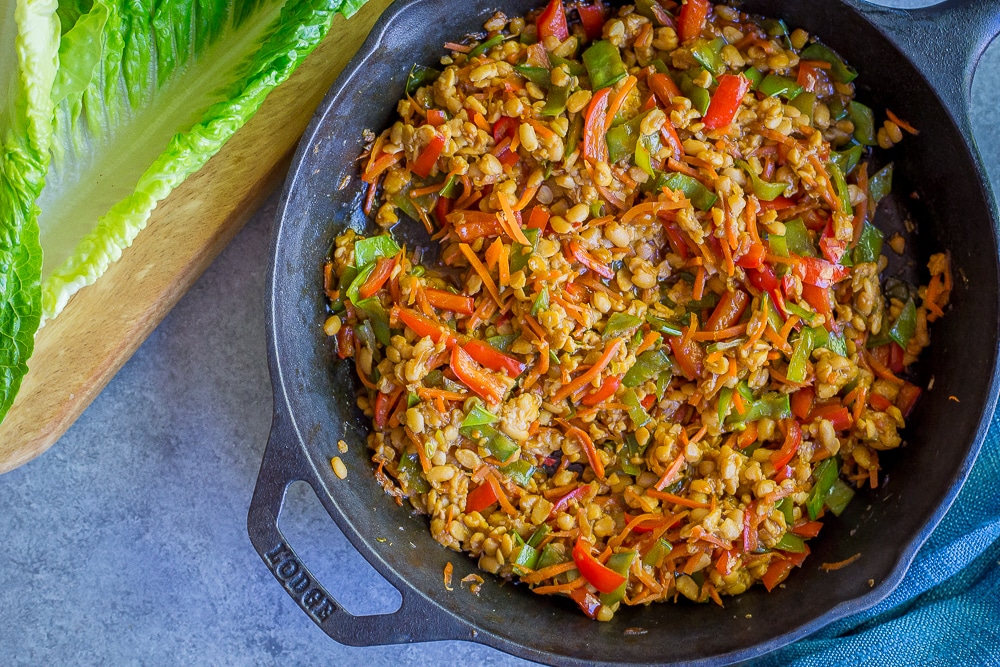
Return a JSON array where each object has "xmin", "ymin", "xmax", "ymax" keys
[
  {"xmin": 39, "ymin": 0, "xmax": 366, "ymax": 318},
  {"xmin": 0, "ymin": 0, "xmax": 60, "ymax": 421}
]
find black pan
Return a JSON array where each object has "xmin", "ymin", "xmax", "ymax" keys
[{"xmin": 249, "ymin": 1, "xmax": 1000, "ymax": 664}]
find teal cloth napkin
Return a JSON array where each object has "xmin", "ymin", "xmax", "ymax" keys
[{"xmin": 754, "ymin": 408, "xmax": 1000, "ymax": 666}]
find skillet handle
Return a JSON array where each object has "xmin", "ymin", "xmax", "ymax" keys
[
  {"xmin": 845, "ymin": 0, "xmax": 1000, "ymax": 139},
  {"xmin": 247, "ymin": 413, "xmax": 468, "ymax": 646}
]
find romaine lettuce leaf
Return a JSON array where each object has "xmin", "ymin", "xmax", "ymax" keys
[
  {"xmin": 0, "ymin": 0, "xmax": 60, "ymax": 421},
  {"xmin": 39, "ymin": 0, "xmax": 367, "ymax": 317}
]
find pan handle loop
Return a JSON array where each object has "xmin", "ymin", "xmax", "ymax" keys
[
  {"xmin": 247, "ymin": 413, "xmax": 468, "ymax": 646},
  {"xmin": 847, "ymin": 0, "xmax": 1000, "ymax": 139}
]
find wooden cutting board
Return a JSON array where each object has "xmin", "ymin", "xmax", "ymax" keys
[{"xmin": 0, "ymin": 0, "xmax": 394, "ymax": 474}]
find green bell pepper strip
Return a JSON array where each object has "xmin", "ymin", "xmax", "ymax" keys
[
  {"xmin": 439, "ymin": 174, "xmax": 460, "ymax": 198},
  {"xmin": 565, "ymin": 114, "xmax": 584, "ymax": 157},
  {"xmin": 785, "ymin": 301, "xmax": 818, "ymax": 327},
  {"xmin": 848, "ymin": 101, "xmax": 877, "ymax": 146},
  {"xmin": 774, "ymin": 532, "xmax": 807, "ymax": 553},
  {"xmin": 487, "ymin": 333, "xmax": 519, "ymax": 352},
  {"xmin": 599, "ymin": 551, "xmax": 637, "ymax": 607},
  {"xmin": 397, "ymin": 452, "xmax": 431, "ymax": 493},
  {"xmin": 800, "ymin": 43, "xmax": 858, "ymax": 83},
  {"xmin": 717, "ymin": 386, "xmax": 734, "ymax": 423},
  {"xmin": 583, "ymin": 40, "xmax": 628, "ymax": 90},
  {"xmin": 527, "ymin": 525, "xmax": 551, "ymax": 549},
  {"xmin": 743, "ymin": 66, "xmax": 763, "ymax": 90},
  {"xmin": 827, "ymin": 161, "xmax": 853, "ymax": 215},
  {"xmin": 825, "ymin": 478, "xmax": 855, "ymax": 516},
  {"xmin": 353, "ymin": 297, "xmax": 391, "ymax": 346},
  {"xmin": 831, "ymin": 144, "xmax": 864, "ymax": 176},
  {"xmin": 606, "ymin": 112, "xmax": 648, "ymax": 163},
  {"xmin": 783, "ymin": 218, "xmax": 817, "ymax": 257},
  {"xmin": 510, "ymin": 227, "xmax": 540, "ymax": 273},
  {"xmin": 687, "ymin": 84, "xmax": 711, "ymax": 115},
  {"xmin": 759, "ymin": 73, "xmax": 803, "ymax": 100},
  {"xmin": 651, "ymin": 172, "xmax": 718, "ymax": 211},
  {"xmin": 807, "ymin": 458, "xmax": 839, "ymax": 520},
  {"xmin": 604, "ymin": 312, "xmax": 642, "ymax": 339},
  {"xmin": 407, "ymin": 392, "xmax": 421, "ymax": 408},
  {"xmin": 515, "ymin": 64, "xmax": 552, "ymax": 87},
  {"xmin": 642, "ymin": 538, "xmax": 672, "ymax": 567},
  {"xmin": 622, "ymin": 388, "xmax": 651, "ymax": 427},
  {"xmin": 889, "ymin": 298, "xmax": 917, "ymax": 349},
  {"xmin": 828, "ymin": 97, "xmax": 849, "ymax": 122},
  {"xmin": 405, "ymin": 64, "xmax": 441, "ymax": 95},
  {"xmin": 461, "ymin": 402, "xmax": 499, "ymax": 429},
  {"xmin": 761, "ymin": 18, "xmax": 792, "ymax": 47},
  {"xmin": 777, "ymin": 497, "xmax": 794, "ymax": 525},
  {"xmin": 461, "ymin": 423, "xmax": 519, "ymax": 462},
  {"xmin": 768, "ymin": 234, "xmax": 789, "ymax": 258},
  {"xmin": 623, "ymin": 349, "xmax": 671, "ymax": 388},
  {"xmin": 763, "ymin": 292, "xmax": 786, "ymax": 332},
  {"xmin": 619, "ymin": 433, "xmax": 644, "ymax": 476},
  {"xmin": 808, "ymin": 326, "xmax": 848, "ymax": 357},
  {"xmin": 691, "ymin": 37, "xmax": 727, "ymax": 77},
  {"xmin": 353, "ymin": 234, "xmax": 401, "ymax": 269},
  {"xmin": 550, "ymin": 53, "xmax": 587, "ymax": 78},
  {"xmin": 853, "ymin": 221, "xmax": 883, "ymax": 264},
  {"xmin": 469, "ymin": 34, "xmax": 504, "ymax": 58},
  {"xmin": 532, "ymin": 287, "xmax": 549, "ymax": 316},
  {"xmin": 512, "ymin": 543, "xmax": 540, "ymax": 571},
  {"xmin": 868, "ymin": 163, "xmax": 894, "ymax": 209},
  {"xmin": 542, "ymin": 85, "xmax": 570, "ymax": 117},
  {"xmin": 645, "ymin": 313, "xmax": 684, "ymax": 338},
  {"xmin": 501, "ymin": 459, "xmax": 536, "ymax": 486},
  {"xmin": 536, "ymin": 543, "xmax": 568, "ymax": 571},
  {"xmin": 737, "ymin": 159, "xmax": 788, "ymax": 201},
  {"xmin": 728, "ymin": 392, "xmax": 792, "ymax": 425},
  {"xmin": 635, "ymin": 139, "xmax": 654, "ymax": 178},
  {"xmin": 789, "ymin": 91, "xmax": 816, "ymax": 120},
  {"xmin": 650, "ymin": 58, "xmax": 670, "ymax": 74},
  {"xmin": 786, "ymin": 327, "xmax": 815, "ymax": 383}
]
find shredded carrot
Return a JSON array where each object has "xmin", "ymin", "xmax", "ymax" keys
[
  {"xmin": 655, "ymin": 454, "xmax": 687, "ymax": 491},
  {"xmin": 552, "ymin": 337, "xmax": 625, "ymax": 402},
  {"xmin": 605, "ymin": 75, "xmax": 638, "ymax": 131},
  {"xmin": 531, "ymin": 578, "xmax": 587, "ymax": 595},
  {"xmin": 458, "ymin": 243, "xmax": 503, "ymax": 306},
  {"xmin": 484, "ymin": 237, "xmax": 503, "ymax": 270},
  {"xmin": 646, "ymin": 490, "xmax": 710, "ymax": 509},
  {"xmin": 667, "ymin": 157, "xmax": 708, "ymax": 183},
  {"xmin": 864, "ymin": 348, "xmax": 905, "ymax": 386},
  {"xmin": 520, "ymin": 560, "xmax": 578, "ymax": 584},
  {"xmin": 621, "ymin": 199, "xmax": 688, "ymax": 224},
  {"xmin": 731, "ymin": 389, "xmax": 746, "ymax": 415},
  {"xmin": 496, "ymin": 191, "xmax": 531, "ymax": 245},
  {"xmin": 498, "ymin": 242, "xmax": 511, "ymax": 287},
  {"xmin": 513, "ymin": 183, "xmax": 541, "ymax": 211},
  {"xmin": 472, "ymin": 111, "xmax": 491, "ymax": 132},
  {"xmin": 487, "ymin": 474, "xmax": 519, "ymax": 517},
  {"xmin": 465, "ymin": 296, "xmax": 497, "ymax": 332},
  {"xmin": 769, "ymin": 366, "xmax": 809, "ymax": 388},
  {"xmin": 763, "ymin": 324, "xmax": 793, "ymax": 354},
  {"xmin": 760, "ymin": 127, "xmax": 796, "ymax": 146},
  {"xmin": 691, "ymin": 324, "xmax": 746, "ymax": 342},
  {"xmin": 363, "ymin": 181, "xmax": 377, "ymax": 216},
  {"xmin": 406, "ymin": 427, "xmax": 432, "ymax": 474},
  {"xmin": 808, "ymin": 154, "xmax": 842, "ymax": 212},
  {"xmin": 778, "ymin": 314, "xmax": 800, "ymax": 346},
  {"xmin": 852, "ymin": 385, "xmax": 868, "ymax": 425},
  {"xmin": 416, "ymin": 387, "xmax": 468, "ymax": 401},
  {"xmin": 692, "ymin": 265, "xmax": 707, "ymax": 301},
  {"xmin": 820, "ymin": 553, "xmax": 861, "ymax": 571},
  {"xmin": 886, "ymin": 109, "xmax": 919, "ymax": 135},
  {"xmin": 362, "ymin": 151, "xmax": 402, "ymax": 184},
  {"xmin": 410, "ymin": 182, "xmax": 446, "ymax": 198},
  {"xmin": 443, "ymin": 562, "xmax": 454, "ymax": 591},
  {"xmin": 525, "ymin": 117, "xmax": 556, "ymax": 140},
  {"xmin": 745, "ymin": 195, "xmax": 761, "ymax": 245},
  {"xmin": 634, "ymin": 331, "xmax": 661, "ymax": 356}
]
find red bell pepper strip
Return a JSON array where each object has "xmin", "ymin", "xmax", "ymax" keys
[
  {"xmin": 742, "ymin": 502, "xmax": 759, "ymax": 553},
  {"xmin": 392, "ymin": 306, "xmax": 459, "ymax": 348},
  {"xmin": 424, "ymin": 288, "xmax": 475, "ymax": 315},
  {"xmin": 758, "ymin": 195, "xmax": 795, "ymax": 211},
  {"xmin": 569, "ymin": 586, "xmax": 602, "ymax": 619},
  {"xmin": 569, "ymin": 240, "xmax": 614, "ymax": 279},
  {"xmin": 668, "ymin": 334, "xmax": 704, "ymax": 381},
  {"xmin": 869, "ymin": 391, "xmax": 894, "ymax": 412},
  {"xmin": 575, "ymin": 1, "xmax": 608, "ymax": 40},
  {"xmin": 808, "ymin": 403, "xmax": 852, "ymax": 431},
  {"xmin": 463, "ymin": 339, "xmax": 526, "ymax": 377},
  {"xmin": 549, "ymin": 484, "xmax": 589, "ymax": 517},
  {"xmin": 435, "ymin": 195, "xmax": 453, "ymax": 226},
  {"xmin": 451, "ymin": 345, "xmax": 509, "ymax": 405},
  {"xmin": 819, "ymin": 221, "xmax": 848, "ymax": 263},
  {"xmin": 648, "ymin": 72, "xmax": 682, "ymax": 106},
  {"xmin": 411, "ymin": 134, "xmax": 445, "ymax": 178},
  {"xmin": 527, "ymin": 206, "xmax": 550, "ymax": 231},
  {"xmin": 793, "ymin": 256, "xmax": 851, "ymax": 288},
  {"xmin": 791, "ymin": 387, "xmax": 815, "ymax": 420},
  {"xmin": 896, "ymin": 381, "xmax": 922, "ymax": 418},
  {"xmin": 465, "ymin": 480, "xmax": 499, "ymax": 513},
  {"xmin": 572, "ymin": 538, "xmax": 627, "ymax": 594},
  {"xmin": 746, "ymin": 264, "xmax": 780, "ymax": 293},
  {"xmin": 790, "ymin": 520, "xmax": 824, "ymax": 538},
  {"xmin": 374, "ymin": 387, "xmax": 404, "ymax": 429},
  {"xmin": 801, "ymin": 283, "xmax": 834, "ymax": 316},
  {"xmin": 770, "ymin": 419, "xmax": 802, "ymax": 470},
  {"xmin": 448, "ymin": 210, "xmax": 504, "ymax": 241},
  {"xmin": 358, "ymin": 256, "xmax": 397, "ymax": 299},
  {"xmin": 762, "ymin": 557, "xmax": 795, "ymax": 592},
  {"xmin": 426, "ymin": 109, "xmax": 447, "ymax": 127},
  {"xmin": 493, "ymin": 137, "xmax": 520, "ymax": 167},
  {"xmin": 582, "ymin": 88, "xmax": 611, "ymax": 163},
  {"xmin": 660, "ymin": 120, "xmax": 684, "ymax": 161},
  {"xmin": 706, "ymin": 289, "xmax": 749, "ymax": 331},
  {"xmin": 735, "ymin": 241, "xmax": 766, "ymax": 269},
  {"xmin": 537, "ymin": 0, "xmax": 570, "ymax": 41},
  {"xmin": 702, "ymin": 74, "xmax": 751, "ymax": 131},
  {"xmin": 336, "ymin": 324, "xmax": 354, "ymax": 359},
  {"xmin": 888, "ymin": 342, "xmax": 906, "ymax": 374},
  {"xmin": 677, "ymin": 0, "xmax": 710, "ymax": 42},
  {"xmin": 581, "ymin": 375, "xmax": 621, "ymax": 406},
  {"xmin": 493, "ymin": 116, "xmax": 518, "ymax": 143}
]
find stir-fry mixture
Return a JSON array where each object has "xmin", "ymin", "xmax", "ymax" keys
[{"xmin": 323, "ymin": 0, "xmax": 951, "ymax": 620}]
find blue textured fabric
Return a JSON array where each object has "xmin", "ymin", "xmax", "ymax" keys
[{"xmin": 752, "ymin": 407, "xmax": 1000, "ymax": 667}]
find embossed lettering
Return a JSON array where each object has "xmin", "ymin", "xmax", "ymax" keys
[
  {"xmin": 277, "ymin": 559, "xmax": 300, "ymax": 580},
  {"xmin": 302, "ymin": 588, "xmax": 324, "ymax": 609},
  {"xmin": 314, "ymin": 598, "xmax": 335, "ymax": 622},
  {"xmin": 265, "ymin": 543, "xmax": 291, "ymax": 566},
  {"xmin": 288, "ymin": 571, "xmax": 311, "ymax": 595}
]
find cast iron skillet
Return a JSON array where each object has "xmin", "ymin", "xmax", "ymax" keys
[{"xmin": 249, "ymin": 1, "xmax": 1000, "ymax": 664}]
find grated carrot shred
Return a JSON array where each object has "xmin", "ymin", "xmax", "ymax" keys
[
  {"xmin": 458, "ymin": 243, "xmax": 503, "ymax": 306},
  {"xmin": 496, "ymin": 191, "xmax": 531, "ymax": 245},
  {"xmin": 886, "ymin": 109, "xmax": 919, "ymax": 135},
  {"xmin": 605, "ymin": 75, "xmax": 638, "ymax": 131},
  {"xmin": 552, "ymin": 338, "xmax": 624, "ymax": 402}
]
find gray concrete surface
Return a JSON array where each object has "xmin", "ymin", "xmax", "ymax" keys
[{"xmin": 1, "ymin": 10, "xmax": 998, "ymax": 667}]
